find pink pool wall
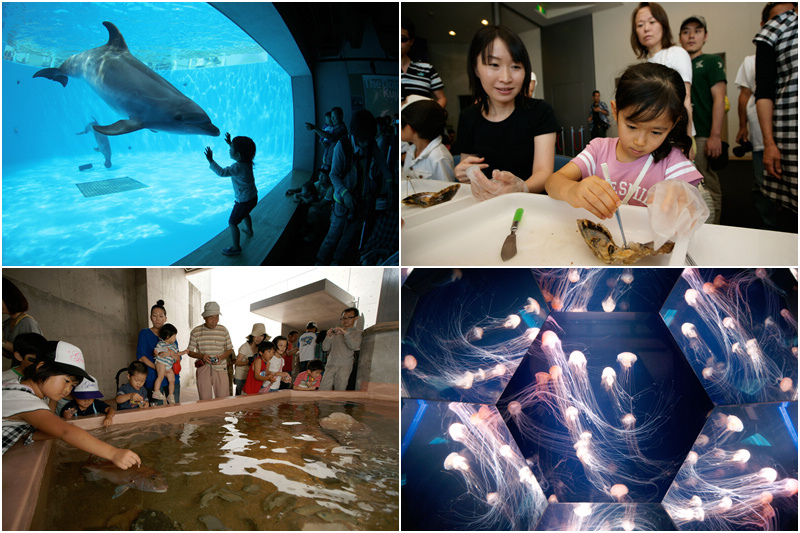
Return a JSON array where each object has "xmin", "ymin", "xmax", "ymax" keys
[{"xmin": 2, "ymin": 385, "xmax": 398, "ymax": 531}]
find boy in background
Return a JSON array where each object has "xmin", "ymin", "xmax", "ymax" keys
[
  {"xmin": 62, "ymin": 375, "xmax": 115, "ymax": 427},
  {"xmin": 297, "ymin": 322, "xmax": 318, "ymax": 373},
  {"xmin": 2, "ymin": 332, "xmax": 48, "ymax": 383},
  {"xmin": 293, "ymin": 360, "xmax": 324, "ymax": 391},
  {"xmin": 115, "ymin": 361, "xmax": 149, "ymax": 410}
]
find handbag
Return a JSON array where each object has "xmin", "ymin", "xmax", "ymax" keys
[
  {"xmin": 172, "ymin": 355, "xmax": 182, "ymax": 375},
  {"xmin": 242, "ymin": 358, "xmax": 263, "ymax": 395}
]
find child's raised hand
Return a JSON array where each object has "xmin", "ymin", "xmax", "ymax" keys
[
  {"xmin": 224, "ymin": 132, "xmax": 232, "ymax": 145},
  {"xmin": 204, "ymin": 147, "xmax": 213, "ymax": 162},
  {"xmin": 565, "ymin": 175, "xmax": 620, "ymax": 220}
]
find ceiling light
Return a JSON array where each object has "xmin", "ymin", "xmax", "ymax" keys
[
  {"xmin": 481, "ymin": 19, "xmax": 489, "ymax": 25},
  {"xmin": 448, "ymin": 30, "xmax": 456, "ymax": 36}
]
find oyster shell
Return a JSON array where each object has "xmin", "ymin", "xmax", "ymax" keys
[
  {"xmin": 402, "ymin": 183, "xmax": 460, "ymax": 207},
  {"xmin": 577, "ymin": 219, "xmax": 674, "ymax": 265}
]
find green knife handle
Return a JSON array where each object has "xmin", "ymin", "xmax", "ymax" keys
[{"xmin": 513, "ymin": 208, "xmax": 524, "ymax": 222}]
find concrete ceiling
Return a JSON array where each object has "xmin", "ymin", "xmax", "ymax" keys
[
  {"xmin": 250, "ymin": 279, "xmax": 356, "ymax": 332},
  {"xmin": 404, "ymin": 2, "xmax": 623, "ymax": 44}
]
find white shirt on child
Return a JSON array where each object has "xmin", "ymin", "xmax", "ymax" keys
[
  {"xmin": 265, "ymin": 355, "xmax": 283, "ymax": 391},
  {"xmin": 402, "ymin": 136, "xmax": 456, "ymax": 182},
  {"xmin": 572, "ymin": 137, "xmax": 703, "ymax": 207}
]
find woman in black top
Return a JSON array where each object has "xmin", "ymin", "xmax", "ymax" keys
[{"xmin": 456, "ymin": 25, "xmax": 559, "ymax": 198}]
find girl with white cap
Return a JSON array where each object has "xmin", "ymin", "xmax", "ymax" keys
[{"xmin": 2, "ymin": 341, "xmax": 140, "ymax": 469}]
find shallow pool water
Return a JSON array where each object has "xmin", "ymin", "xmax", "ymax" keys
[{"xmin": 34, "ymin": 400, "xmax": 399, "ymax": 531}]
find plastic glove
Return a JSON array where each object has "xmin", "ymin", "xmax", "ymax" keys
[
  {"xmin": 466, "ymin": 165, "xmax": 526, "ymax": 201},
  {"xmin": 646, "ymin": 180, "xmax": 710, "ymax": 250}
]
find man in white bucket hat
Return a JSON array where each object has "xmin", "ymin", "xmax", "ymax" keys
[{"xmin": 187, "ymin": 302, "xmax": 233, "ymax": 401}]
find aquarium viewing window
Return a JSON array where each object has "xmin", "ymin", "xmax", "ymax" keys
[{"xmin": 2, "ymin": 2, "xmax": 294, "ymax": 265}]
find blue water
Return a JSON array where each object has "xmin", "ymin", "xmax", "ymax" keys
[{"xmin": 2, "ymin": 3, "xmax": 293, "ymax": 265}]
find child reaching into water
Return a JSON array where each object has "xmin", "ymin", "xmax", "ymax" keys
[
  {"xmin": 151, "ymin": 323, "xmax": 186, "ymax": 404},
  {"xmin": 2, "ymin": 341, "xmax": 140, "ymax": 469},
  {"xmin": 545, "ymin": 62, "xmax": 702, "ymax": 220},
  {"xmin": 205, "ymin": 132, "xmax": 258, "ymax": 256}
]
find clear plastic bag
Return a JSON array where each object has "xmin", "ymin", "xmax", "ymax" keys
[{"xmin": 646, "ymin": 180, "xmax": 710, "ymax": 251}]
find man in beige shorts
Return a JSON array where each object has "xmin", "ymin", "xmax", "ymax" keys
[{"xmin": 187, "ymin": 302, "xmax": 233, "ymax": 400}]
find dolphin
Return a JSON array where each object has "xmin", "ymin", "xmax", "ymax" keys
[
  {"xmin": 34, "ymin": 21, "xmax": 220, "ymax": 137},
  {"xmin": 76, "ymin": 117, "xmax": 112, "ymax": 167}
]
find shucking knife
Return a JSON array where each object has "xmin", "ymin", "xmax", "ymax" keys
[{"xmin": 501, "ymin": 208, "xmax": 523, "ymax": 261}]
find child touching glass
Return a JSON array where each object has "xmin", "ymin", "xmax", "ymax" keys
[
  {"xmin": 293, "ymin": 360, "xmax": 324, "ymax": 391},
  {"xmin": 205, "ymin": 132, "xmax": 258, "ymax": 256},
  {"xmin": 545, "ymin": 62, "xmax": 702, "ymax": 220},
  {"xmin": 61, "ymin": 374, "xmax": 115, "ymax": 427},
  {"xmin": 401, "ymin": 98, "xmax": 455, "ymax": 182},
  {"xmin": 2, "ymin": 341, "xmax": 139, "ymax": 469},
  {"xmin": 151, "ymin": 323, "xmax": 186, "ymax": 404}
]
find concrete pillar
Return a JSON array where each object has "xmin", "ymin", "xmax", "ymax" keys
[{"xmin": 355, "ymin": 268, "xmax": 398, "ymax": 396}]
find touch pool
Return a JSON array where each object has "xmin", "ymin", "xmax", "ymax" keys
[{"xmin": 25, "ymin": 398, "xmax": 398, "ymax": 531}]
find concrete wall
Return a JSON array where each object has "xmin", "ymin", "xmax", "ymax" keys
[
  {"xmin": 144, "ymin": 268, "xmax": 203, "ymax": 388},
  {"xmin": 592, "ymin": 2, "xmax": 764, "ymax": 139},
  {"xmin": 357, "ymin": 328, "xmax": 399, "ymax": 389},
  {"xmin": 2, "ymin": 268, "xmax": 204, "ymax": 397},
  {"xmin": 2, "ymin": 269, "xmax": 142, "ymax": 399}
]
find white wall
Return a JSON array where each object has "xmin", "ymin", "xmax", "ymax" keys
[
  {"xmin": 186, "ymin": 266, "xmax": 386, "ymax": 353},
  {"xmin": 592, "ymin": 2, "xmax": 765, "ymax": 138}
]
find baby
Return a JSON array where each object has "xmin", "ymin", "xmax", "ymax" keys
[{"xmin": 151, "ymin": 323, "xmax": 187, "ymax": 404}]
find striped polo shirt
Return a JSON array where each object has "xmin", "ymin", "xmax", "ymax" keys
[
  {"xmin": 402, "ymin": 61, "xmax": 444, "ymax": 100},
  {"xmin": 188, "ymin": 323, "xmax": 233, "ymax": 366}
]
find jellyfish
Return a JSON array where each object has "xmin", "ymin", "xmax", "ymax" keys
[
  {"xmin": 439, "ymin": 402, "xmax": 547, "ymax": 530},
  {"xmin": 403, "ymin": 355, "xmax": 417, "ymax": 371},
  {"xmin": 504, "ymin": 314, "xmax": 521, "ymax": 329},
  {"xmin": 673, "ymin": 268, "xmax": 797, "ymax": 404},
  {"xmin": 664, "ymin": 405, "xmax": 798, "ymax": 531},
  {"xmin": 610, "ymin": 483, "xmax": 629, "ymax": 502},
  {"xmin": 401, "ymin": 288, "xmax": 544, "ymax": 402}
]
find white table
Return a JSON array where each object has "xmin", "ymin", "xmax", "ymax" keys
[{"xmin": 401, "ymin": 182, "xmax": 798, "ymax": 266}]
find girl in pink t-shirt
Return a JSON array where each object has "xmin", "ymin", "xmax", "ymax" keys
[{"xmin": 546, "ymin": 62, "xmax": 702, "ymax": 220}]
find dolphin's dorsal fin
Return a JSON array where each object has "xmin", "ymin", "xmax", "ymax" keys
[{"xmin": 102, "ymin": 21, "xmax": 128, "ymax": 51}]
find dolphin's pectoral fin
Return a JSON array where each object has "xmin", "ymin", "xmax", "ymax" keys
[
  {"xmin": 94, "ymin": 119, "xmax": 144, "ymax": 136},
  {"xmin": 33, "ymin": 68, "xmax": 68, "ymax": 88}
]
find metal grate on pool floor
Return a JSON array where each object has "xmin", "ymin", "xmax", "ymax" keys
[{"xmin": 75, "ymin": 177, "xmax": 148, "ymax": 198}]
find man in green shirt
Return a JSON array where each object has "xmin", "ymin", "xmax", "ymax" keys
[{"xmin": 680, "ymin": 15, "xmax": 727, "ymax": 224}]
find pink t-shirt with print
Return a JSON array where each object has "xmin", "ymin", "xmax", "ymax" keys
[{"xmin": 572, "ymin": 138, "xmax": 702, "ymax": 207}]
